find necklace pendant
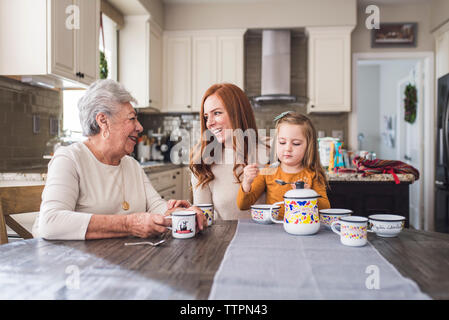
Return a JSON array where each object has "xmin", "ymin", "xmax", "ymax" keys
[{"xmin": 122, "ymin": 201, "xmax": 130, "ymax": 211}]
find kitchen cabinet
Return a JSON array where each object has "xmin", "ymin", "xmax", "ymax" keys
[
  {"xmin": 0, "ymin": 0, "xmax": 100, "ymax": 86},
  {"xmin": 119, "ymin": 17, "xmax": 162, "ymax": 109},
  {"xmin": 147, "ymin": 167, "xmax": 185, "ymax": 201},
  {"xmin": 182, "ymin": 166, "xmax": 192, "ymax": 203},
  {"xmin": 162, "ymin": 34, "xmax": 192, "ymax": 112},
  {"xmin": 162, "ymin": 30, "xmax": 245, "ymax": 113},
  {"xmin": 327, "ymin": 180, "xmax": 410, "ymax": 227},
  {"xmin": 434, "ymin": 21, "xmax": 449, "ymax": 78},
  {"xmin": 306, "ymin": 26, "xmax": 354, "ymax": 113}
]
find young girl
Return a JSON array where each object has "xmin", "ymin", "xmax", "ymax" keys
[{"xmin": 236, "ymin": 112, "xmax": 330, "ymax": 219}]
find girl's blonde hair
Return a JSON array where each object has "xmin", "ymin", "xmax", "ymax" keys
[{"xmin": 275, "ymin": 112, "xmax": 328, "ymax": 186}]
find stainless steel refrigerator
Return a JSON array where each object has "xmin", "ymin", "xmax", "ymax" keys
[{"xmin": 435, "ymin": 73, "xmax": 449, "ymax": 233}]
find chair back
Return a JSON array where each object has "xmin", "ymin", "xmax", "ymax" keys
[{"xmin": 0, "ymin": 185, "xmax": 44, "ymax": 244}]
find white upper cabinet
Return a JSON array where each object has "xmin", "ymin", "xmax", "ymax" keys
[
  {"xmin": 192, "ymin": 36, "xmax": 217, "ymax": 112},
  {"xmin": 163, "ymin": 34, "xmax": 192, "ymax": 112},
  {"xmin": 217, "ymin": 35, "xmax": 244, "ymax": 88},
  {"xmin": 0, "ymin": 0, "xmax": 99, "ymax": 86},
  {"xmin": 119, "ymin": 17, "xmax": 163, "ymax": 109},
  {"xmin": 162, "ymin": 29, "xmax": 245, "ymax": 113},
  {"xmin": 76, "ymin": 0, "xmax": 99, "ymax": 85},
  {"xmin": 306, "ymin": 26, "xmax": 354, "ymax": 113},
  {"xmin": 149, "ymin": 21, "xmax": 163, "ymax": 110},
  {"xmin": 434, "ymin": 22, "xmax": 449, "ymax": 79}
]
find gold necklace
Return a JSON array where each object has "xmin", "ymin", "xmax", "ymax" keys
[
  {"xmin": 120, "ymin": 161, "xmax": 130, "ymax": 211},
  {"xmin": 86, "ymin": 140, "xmax": 129, "ymax": 210}
]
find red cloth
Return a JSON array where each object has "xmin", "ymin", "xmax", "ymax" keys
[{"xmin": 335, "ymin": 156, "xmax": 419, "ymax": 184}]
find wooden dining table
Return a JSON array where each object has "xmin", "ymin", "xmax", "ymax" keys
[{"xmin": 0, "ymin": 220, "xmax": 448, "ymax": 300}]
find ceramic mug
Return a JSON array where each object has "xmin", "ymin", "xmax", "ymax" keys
[
  {"xmin": 368, "ymin": 214, "xmax": 406, "ymax": 237},
  {"xmin": 165, "ymin": 210, "xmax": 196, "ymax": 239},
  {"xmin": 250, "ymin": 204, "xmax": 280, "ymax": 224},
  {"xmin": 319, "ymin": 208, "xmax": 353, "ymax": 229},
  {"xmin": 195, "ymin": 203, "xmax": 214, "ymax": 226},
  {"xmin": 331, "ymin": 216, "xmax": 368, "ymax": 247}
]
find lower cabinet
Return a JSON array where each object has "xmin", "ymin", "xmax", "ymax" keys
[
  {"xmin": 327, "ymin": 181, "xmax": 410, "ymax": 227},
  {"xmin": 147, "ymin": 167, "xmax": 189, "ymax": 201}
]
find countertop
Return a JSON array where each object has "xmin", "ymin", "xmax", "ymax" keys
[
  {"xmin": 0, "ymin": 161, "xmax": 186, "ymax": 186},
  {"xmin": 1, "ymin": 163, "xmax": 415, "ymax": 184},
  {"xmin": 326, "ymin": 172, "xmax": 415, "ymax": 183}
]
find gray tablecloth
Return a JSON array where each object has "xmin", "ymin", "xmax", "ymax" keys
[{"xmin": 208, "ymin": 219, "xmax": 430, "ymax": 300}]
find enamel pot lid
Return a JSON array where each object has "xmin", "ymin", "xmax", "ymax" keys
[{"xmin": 283, "ymin": 181, "xmax": 321, "ymax": 200}]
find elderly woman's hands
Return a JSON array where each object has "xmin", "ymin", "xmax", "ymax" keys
[
  {"xmin": 164, "ymin": 205, "xmax": 207, "ymax": 233},
  {"xmin": 125, "ymin": 212, "xmax": 170, "ymax": 238}
]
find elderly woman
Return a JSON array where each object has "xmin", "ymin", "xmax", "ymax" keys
[{"xmin": 33, "ymin": 79, "xmax": 206, "ymax": 240}]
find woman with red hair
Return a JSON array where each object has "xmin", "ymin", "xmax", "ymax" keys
[{"xmin": 190, "ymin": 83, "xmax": 268, "ymax": 220}]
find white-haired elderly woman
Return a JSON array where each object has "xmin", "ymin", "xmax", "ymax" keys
[{"xmin": 33, "ymin": 79, "xmax": 206, "ymax": 240}]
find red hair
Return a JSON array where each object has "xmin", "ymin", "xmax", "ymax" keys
[{"xmin": 190, "ymin": 83, "xmax": 259, "ymax": 188}]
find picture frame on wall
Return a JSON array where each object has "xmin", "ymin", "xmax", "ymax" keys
[{"xmin": 371, "ymin": 23, "xmax": 417, "ymax": 48}]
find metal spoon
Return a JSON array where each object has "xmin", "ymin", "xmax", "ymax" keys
[
  {"xmin": 275, "ymin": 179, "xmax": 289, "ymax": 186},
  {"xmin": 124, "ymin": 239, "xmax": 166, "ymax": 247}
]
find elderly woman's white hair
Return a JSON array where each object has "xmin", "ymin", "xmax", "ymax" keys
[{"xmin": 78, "ymin": 79, "xmax": 138, "ymax": 136}]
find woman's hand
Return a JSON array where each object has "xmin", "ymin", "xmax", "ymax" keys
[
  {"xmin": 125, "ymin": 212, "xmax": 170, "ymax": 238},
  {"xmin": 189, "ymin": 205, "xmax": 207, "ymax": 233},
  {"xmin": 242, "ymin": 163, "xmax": 259, "ymax": 192},
  {"xmin": 164, "ymin": 206, "xmax": 207, "ymax": 233},
  {"xmin": 167, "ymin": 199, "xmax": 191, "ymax": 210},
  {"xmin": 291, "ymin": 179, "xmax": 311, "ymax": 189}
]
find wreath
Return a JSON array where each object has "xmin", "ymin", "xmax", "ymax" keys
[
  {"xmin": 404, "ymin": 83, "xmax": 417, "ymax": 124},
  {"xmin": 99, "ymin": 50, "xmax": 108, "ymax": 79}
]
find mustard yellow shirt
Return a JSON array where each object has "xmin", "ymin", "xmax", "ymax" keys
[{"xmin": 236, "ymin": 167, "xmax": 331, "ymax": 219}]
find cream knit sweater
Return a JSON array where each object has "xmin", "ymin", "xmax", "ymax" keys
[
  {"xmin": 191, "ymin": 149, "xmax": 266, "ymax": 220},
  {"xmin": 33, "ymin": 142, "xmax": 167, "ymax": 240}
]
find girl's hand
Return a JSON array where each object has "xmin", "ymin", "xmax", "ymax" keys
[
  {"xmin": 242, "ymin": 163, "xmax": 259, "ymax": 192},
  {"xmin": 291, "ymin": 179, "xmax": 311, "ymax": 189}
]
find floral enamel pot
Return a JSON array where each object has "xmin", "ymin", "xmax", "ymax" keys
[{"xmin": 270, "ymin": 182, "xmax": 321, "ymax": 235}]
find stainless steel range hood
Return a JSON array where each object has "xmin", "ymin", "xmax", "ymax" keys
[{"xmin": 251, "ymin": 30, "xmax": 297, "ymax": 105}]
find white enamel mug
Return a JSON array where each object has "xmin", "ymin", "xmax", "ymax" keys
[
  {"xmin": 251, "ymin": 204, "xmax": 280, "ymax": 224},
  {"xmin": 331, "ymin": 216, "xmax": 368, "ymax": 247},
  {"xmin": 165, "ymin": 210, "xmax": 196, "ymax": 239}
]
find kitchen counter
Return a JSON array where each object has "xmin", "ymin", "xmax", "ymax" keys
[
  {"xmin": 140, "ymin": 161, "xmax": 186, "ymax": 174},
  {"xmin": 326, "ymin": 172, "xmax": 415, "ymax": 183},
  {"xmin": 0, "ymin": 173, "xmax": 46, "ymax": 186}
]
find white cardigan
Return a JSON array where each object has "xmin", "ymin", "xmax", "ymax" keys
[
  {"xmin": 191, "ymin": 149, "xmax": 265, "ymax": 220},
  {"xmin": 33, "ymin": 142, "xmax": 167, "ymax": 240}
]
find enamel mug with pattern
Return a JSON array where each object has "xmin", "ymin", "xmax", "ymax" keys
[{"xmin": 331, "ymin": 216, "xmax": 368, "ymax": 247}]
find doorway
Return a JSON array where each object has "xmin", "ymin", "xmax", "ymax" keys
[{"xmin": 350, "ymin": 52, "xmax": 435, "ymax": 231}]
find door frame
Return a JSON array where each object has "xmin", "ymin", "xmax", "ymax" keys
[{"xmin": 350, "ymin": 51, "xmax": 435, "ymax": 231}]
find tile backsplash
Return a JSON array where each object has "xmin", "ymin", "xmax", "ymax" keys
[{"xmin": 0, "ymin": 76, "xmax": 62, "ymax": 172}]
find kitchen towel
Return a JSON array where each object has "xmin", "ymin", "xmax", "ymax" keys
[{"xmin": 208, "ymin": 219, "xmax": 430, "ymax": 300}]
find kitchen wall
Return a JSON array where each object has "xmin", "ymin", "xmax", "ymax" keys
[
  {"xmin": 245, "ymin": 30, "xmax": 349, "ymax": 145},
  {"xmin": 0, "ymin": 76, "xmax": 61, "ymax": 172},
  {"xmin": 352, "ymin": 1, "xmax": 434, "ymax": 53},
  {"xmin": 430, "ymin": 0, "xmax": 449, "ymax": 31}
]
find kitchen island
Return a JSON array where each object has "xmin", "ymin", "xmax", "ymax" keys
[{"xmin": 326, "ymin": 172, "xmax": 415, "ymax": 227}]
